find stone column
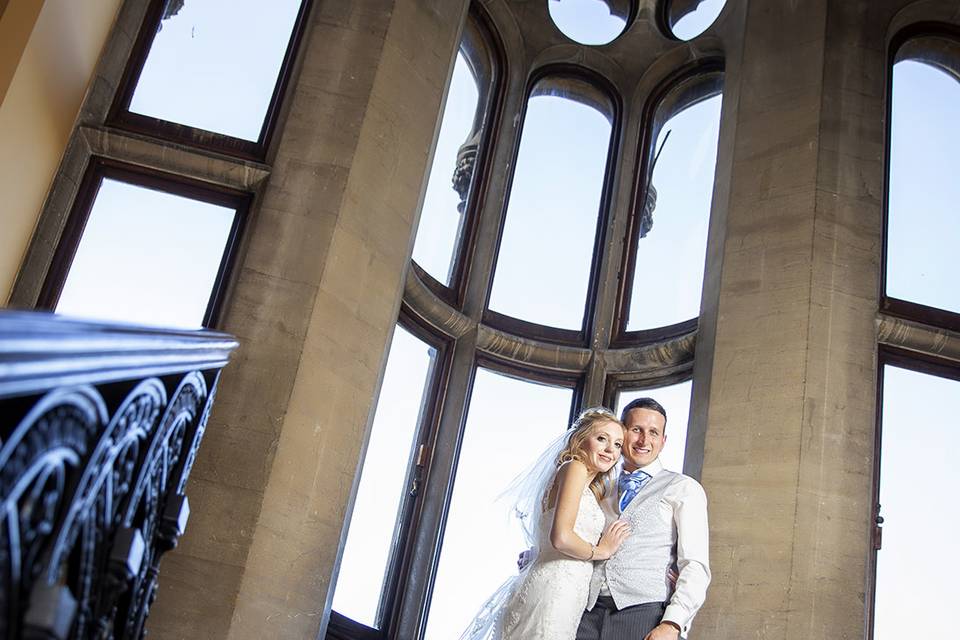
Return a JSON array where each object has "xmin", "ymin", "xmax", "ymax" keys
[
  {"xmin": 693, "ymin": 1, "xmax": 883, "ymax": 638},
  {"xmin": 146, "ymin": 1, "xmax": 469, "ymax": 638}
]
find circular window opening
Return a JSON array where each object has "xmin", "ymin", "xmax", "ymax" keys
[
  {"xmin": 667, "ymin": 0, "xmax": 726, "ymax": 41},
  {"xmin": 548, "ymin": 0, "xmax": 632, "ymax": 46}
]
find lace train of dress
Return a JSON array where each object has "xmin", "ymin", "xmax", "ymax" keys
[{"xmin": 459, "ymin": 485, "xmax": 606, "ymax": 640}]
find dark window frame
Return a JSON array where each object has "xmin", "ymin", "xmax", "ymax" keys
[
  {"xmin": 413, "ymin": 4, "xmax": 506, "ymax": 310},
  {"xmin": 867, "ymin": 345, "xmax": 960, "ymax": 639},
  {"xmin": 327, "ymin": 306, "xmax": 454, "ymax": 640},
  {"xmin": 602, "ymin": 369, "xmax": 694, "ymax": 412},
  {"xmin": 36, "ymin": 157, "xmax": 252, "ymax": 330},
  {"xmin": 658, "ymin": 0, "xmax": 727, "ymax": 41},
  {"xmin": 482, "ymin": 64, "xmax": 624, "ymax": 346},
  {"xmin": 107, "ymin": 0, "xmax": 314, "ymax": 161},
  {"xmin": 549, "ymin": 0, "xmax": 638, "ymax": 46},
  {"xmin": 612, "ymin": 59, "xmax": 724, "ymax": 348},
  {"xmin": 880, "ymin": 23, "xmax": 960, "ymax": 334}
]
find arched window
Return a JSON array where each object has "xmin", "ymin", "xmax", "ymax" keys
[
  {"xmin": 617, "ymin": 68, "xmax": 723, "ymax": 340},
  {"xmin": 883, "ymin": 35, "xmax": 960, "ymax": 328},
  {"xmin": 411, "ymin": 19, "xmax": 500, "ymax": 299},
  {"xmin": 663, "ymin": 0, "xmax": 728, "ymax": 41},
  {"xmin": 872, "ymin": 30, "xmax": 960, "ymax": 640},
  {"xmin": 487, "ymin": 74, "xmax": 617, "ymax": 336}
]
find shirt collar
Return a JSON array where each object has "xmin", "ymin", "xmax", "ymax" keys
[{"xmin": 622, "ymin": 458, "xmax": 663, "ymax": 478}]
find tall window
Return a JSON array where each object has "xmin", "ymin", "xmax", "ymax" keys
[
  {"xmin": 873, "ymin": 30, "xmax": 960, "ymax": 639},
  {"xmin": 424, "ymin": 369, "xmax": 574, "ymax": 639},
  {"xmin": 111, "ymin": 0, "xmax": 311, "ymax": 157},
  {"xmin": 884, "ymin": 36, "xmax": 960, "ymax": 327},
  {"xmin": 487, "ymin": 75, "xmax": 616, "ymax": 335},
  {"xmin": 411, "ymin": 18, "xmax": 499, "ymax": 297},
  {"xmin": 872, "ymin": 361, "xmax": 958, "ymax": 639},
  {"xmin": 411, "ymin": 53, "xmax": 480, "ymax": 286},
  {"xmin": 36, "ymin": 0, "xmax": 315, "ymax": 330},
  {"xmin": 619, "ymin": 70, "xmax": 723, "ymax": 338},
  {"xmin": 42, "ymin": 161, "xmax": 249, "ymax": 329},
  {"xmin": 332, "ymin": 323, "xmax": 443, "ymax": 630}
]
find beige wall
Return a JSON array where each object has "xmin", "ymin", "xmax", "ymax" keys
[
  {"xmin": 0, "ymin": 0, "xmax": 43, "ymax": 104},
  {"xmin": 0, "ymin": 0, "xmax": 122, "ymax": 304}
]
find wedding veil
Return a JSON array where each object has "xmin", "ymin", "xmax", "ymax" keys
[{"xmin": 455, "ymin": 429, "xmax": 572, "ymax": 640}]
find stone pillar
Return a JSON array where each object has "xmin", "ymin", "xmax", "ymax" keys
[
  {"xmin": 146, "ymin": 1, "xmax": 469, "ymax": 638},
  {"xmin": 693, "ymin": 1, "xmax": 882, "ymax": 638}
]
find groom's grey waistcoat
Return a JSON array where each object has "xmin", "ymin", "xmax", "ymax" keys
[{"xmin": 587, "ymin": 470, "xmax": 680, "ymax": 611}]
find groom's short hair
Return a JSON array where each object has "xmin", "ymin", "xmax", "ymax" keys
[{"xmin": 620, "ymin": 397, "xmax": 668, "ymax": 429}]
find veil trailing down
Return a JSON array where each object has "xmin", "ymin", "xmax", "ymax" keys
[
  {"xmin": 456, "ymin": 431, "xmax": 572, "ymax": 640},
  {"xmin": 457, "ymin": 409, "xmax": 625, "ymax": 640}
]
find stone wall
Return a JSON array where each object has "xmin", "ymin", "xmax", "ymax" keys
[{"xmin": 146, "ymin": 1, "xmax": 469, "ymax": 638}]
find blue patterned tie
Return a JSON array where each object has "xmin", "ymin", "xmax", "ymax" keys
[{"xmin": 618, "ymin": 469, "xmax": 651, "ymax": 512}]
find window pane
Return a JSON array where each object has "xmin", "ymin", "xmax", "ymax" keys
[
  {"xmin": 669, "ymin": 0, "xmax": 726, "ymax": 41},
  {"xmin": 128, "ymin": 0, "xmax": 303, "ymax": 141},
  {"xmin": 489, "ymin": 84, "xmax": 612, "ymax": 329},
  {"xmin": 627, "ymin": 92, "xmax": 721, "ymax": 331},
  {"xmin": 412, "ymin": 53, "xmax": 480, "ymax": 285},
  {"xmin": 548, "ymin": 0, "xmax": 629, "ymax": 46},
  {"xmin": 615, "ymin": 380, "xmax": 691, "ymax": 472},
  {"xmin": 56, "ymin": 178, "xmax": 236, "ymax": 329},
  {"xmin": 886, "ymin": 58, "xmax": 960, "ymax": 313},
  {"xmin": 424, "ymin": 369, "xmax": 573, "ymax": 639},
  {"xmin": 874, "ymin": 365, "xmax": 959, "ymax": 639},
  {"xmin": 332, "ymin": 326, "xmax": 436, "ymax": 627}
]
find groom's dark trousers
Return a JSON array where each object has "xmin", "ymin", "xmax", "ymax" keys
[{"xmin": 575, "ymin": 597, "xmax": 666, "ymax": 640}]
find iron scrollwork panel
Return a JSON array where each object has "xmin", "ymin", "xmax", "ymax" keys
[{"xmin": 0, "ymin": 370, "xmax": 221, "ymax": 639}]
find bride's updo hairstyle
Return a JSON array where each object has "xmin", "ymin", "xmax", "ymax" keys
[{"xmin": 556, "ymin": 407, "xmax": 624, "ymax": 502}]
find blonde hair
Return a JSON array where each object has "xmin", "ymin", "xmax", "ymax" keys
[{"xmin": 556, "ymin": 407, "xmax": 624, "ymax": 503}]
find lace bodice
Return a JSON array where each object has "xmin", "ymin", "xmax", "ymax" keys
[
  {"xmin": 534, "ymin": 484, "xmax": 606, "ymax": 560},
  {"xmin": 498, "ymin": 484, "xmax": 606, "ymax": 639}
]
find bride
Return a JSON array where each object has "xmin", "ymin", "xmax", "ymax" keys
[{"xmin": 459, "ymin": 408, "xmax": 630, "ymax": 640}]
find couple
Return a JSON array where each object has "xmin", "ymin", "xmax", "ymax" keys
[{"xmin": 460, "ymin": 398, "xmax": 710, "ymax": 640}]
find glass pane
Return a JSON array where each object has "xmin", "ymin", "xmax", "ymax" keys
[
  {"xmin": 874, "ymin": 365, "xmax": 959, "ymax": 639},
  {"xmin": 489, "ymin": 84, "xmax": 613, "ymax": 329},
  {"xmin": 56, "ymin": 178, "xmax": 236, "ymax": 329},
  {"xmin": 424, "ymin": 369, "xmax": 573, "ymax": 639},
  {"xmin": 412, "ymin": 52, "xmax": 480, "ymax": 285},
  {"xmin": 332, "ymin": 326, "xmax": 436, "ymax": 627},
  {"xmin": 548, "ymin": 0, "xmax": 630, "ymax": 46},
  {"xmin": 128, "ymin": 0, "xmax": 303, "ymax": 141},
  {"xmin": 627, "ymin": 92, "xmax": 721, "ymax": 331},
  {"xmin": 886, "ymin": 59, "xmax": 960, "ymax": 313},
  {"xmin": 615, "ymin": 380, "xmax": 692, "ymax": 472},
  {"xmin": 669, "ymin": 0, "xmax": 726, "ymax": 41}
]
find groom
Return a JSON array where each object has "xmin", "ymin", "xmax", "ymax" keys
[{"xmin": 576, "ymin": 397, "xmax": 711, "ymax": 640}]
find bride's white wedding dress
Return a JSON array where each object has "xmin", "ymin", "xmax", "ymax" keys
[{"xmin": 460, "ymin": 483, "xmax": 606, "ymax": 640}]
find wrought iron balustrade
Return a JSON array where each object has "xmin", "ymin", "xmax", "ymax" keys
[{"xmin": 0, "ymin": 311, "xmax": 238, "ymax": 639}]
